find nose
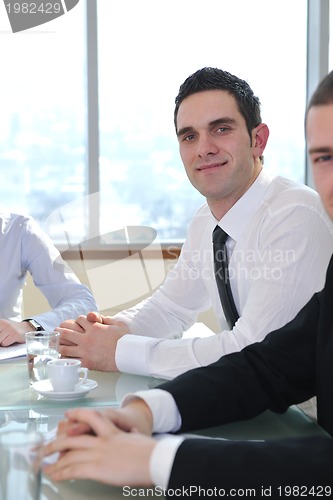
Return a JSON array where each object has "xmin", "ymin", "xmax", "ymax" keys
[{"xmin": 197, "ymin": 132, "xmax": 218, "ymax": 158}]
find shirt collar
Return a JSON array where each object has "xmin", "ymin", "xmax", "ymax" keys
[{"xmin": 216, "ymin": 170, "xmax": 272, "ymax": 242}]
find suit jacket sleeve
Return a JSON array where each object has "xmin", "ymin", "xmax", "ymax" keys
[
  {"xmin": 159, "ymin": 259, "xmax": 333, "ymax": 492},
  {"xmin": 168, "ymin": 436, "xmax": 333, "ymax": 493},
  {"xmin": 158, "ymin": 292, "xmax": 321, "ymax": 432}
]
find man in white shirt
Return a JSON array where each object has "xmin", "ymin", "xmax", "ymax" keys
[
  {"xmin": 45, "ymin": 68, "xmax": 333, "ymax": 494},
  {"xmin": 0, "ymin": 213, "xmax": 97, "ymax": 346},
  {"xmin": 58, "ymin": 67, "xmax": 333, "ymax": 379}
]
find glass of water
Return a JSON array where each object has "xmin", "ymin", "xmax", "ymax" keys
[
  {"xmin": 25, "ymin": 331, "xmax": 60, "ymax": 386},
  {"xmin": 0, "ymin": 430, "xmax": 43, "ymax": 500}
]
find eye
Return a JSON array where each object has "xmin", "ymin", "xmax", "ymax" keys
[
  {"xmin": 312, "ymin": 154, "xmax": 333, "ymax": 164},
  {"xmin": 214, "ymin": 126, "xmax": 230, "ymax": 135},
  {"xmin": 182, "ymin": 133, "xmax": 196, "ymax": 142}
]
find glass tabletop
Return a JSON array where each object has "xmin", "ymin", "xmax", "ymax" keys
[
  {"xmin": 0, "ymin": 357, "xmax": 164, "ymax": 412},
  {"xmin": 0, "ymin": 357, "xmax": 328, "ymax": 500}
]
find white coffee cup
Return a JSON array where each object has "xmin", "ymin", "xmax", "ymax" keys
[{"xmin": 47, "ymin": 359, "xmax": 88, "ymax": 392}]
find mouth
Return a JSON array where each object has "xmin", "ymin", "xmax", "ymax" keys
[{"xmin": 197, "ymin": 161, "xmax": 228, "ymax": 172}]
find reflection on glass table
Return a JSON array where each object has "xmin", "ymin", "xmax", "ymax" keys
[{"xmin": 0, "ymin": 358, "xmax": 163, "ymax": 411}]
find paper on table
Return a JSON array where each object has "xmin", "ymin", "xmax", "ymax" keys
[{"xmin": 0, "ymin": 343, "xmax": 26, "ymax": 361}]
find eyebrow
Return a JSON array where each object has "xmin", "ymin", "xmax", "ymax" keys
[
  {"xmin": 308, "ymin": 146, "xmax": 333, "ymax": 154},
  {"xmin": 177, "ymin": 117, "xmax": 237, "ymax": 138}
]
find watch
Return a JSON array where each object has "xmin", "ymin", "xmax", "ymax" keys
[{"xmin": 23, "ymin": 319, "xmax": 44, "ymax": 331}]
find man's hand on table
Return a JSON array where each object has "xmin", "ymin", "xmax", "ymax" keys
[
  {"xmin": 62, "ymin": 398, "xmax": 153, "ymax": 437},
  {"xmin": 43, "ymin": 400, "xmax": 155, "ymax": 486},
  {"xmin": 0, "ymin": 319, "xmax": 33, "ymax": 346},
  {"xmin": 56, "ymin": 312, "xmax": 130, "ymax": 372}
]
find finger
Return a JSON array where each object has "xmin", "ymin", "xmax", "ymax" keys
[
  {"xmin": 45, "ymin": 460, "xmax": 96, "ymax": 483},
  {"xmin": 59, "ymin": 417, "xmax": 92, "ymax": 437},
  {"xmin": 57, "ymin": 328, "xmax": 84, "ymax": 345},
  {"xmin": 0, "ymin": 334, "xmax": 12, "ymax": 347},
  {"xmin": 57, "ymin": 321, "xmax": 85, "ymax": 333},
  {"xmin": 59, "ymin": 319, "xmax": 76, "ymax": 327},
  {"xmin": 101, "ymin": 316, "xmax": 117, "ymax": 325},
  {"xmin": 43, "ymin": 434, "xmax": 96, "ymax": 464},
  {"xmin": 66, "ymin": 422, "xmax": 92, "ymax": 436},
  {"xmin": 58, "ymin": 337, "xmax": 77, "ymax": 347},
  {"xmin": 44, "ymin": 445, "xmax": 102, "ymax": 482},
  {"xmin": 102, "ymin": 409, "xmax": 134, "ymax": 433},
  {"xmin": 86, "ymin": 311, "xmax": 103, "ymax": 323},
  {"xmin": 56, "ymin": 418, "xmax": 91, "ymax": 437},
  {"xmin": 57, "ymin": 419, "xmax": 72, "ymax": 436},
  {"xmin": 75, "ymin": 315, "xmax": 95, "ymax": 330},
  {"xmin": 64, "ymin": 409, "xmax": 119, "ymax": 438},
  {"xmin": 59, "ymin": 344, "xmax": 81, "ymax": 359}
]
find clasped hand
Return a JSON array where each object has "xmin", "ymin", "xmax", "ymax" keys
[
  {"xmin": 56, "ymin": 312, "xmax": 130, "ymax": 371},
  {"xmin": 43, "ymin": 400, "xmax": 155, "ymax": 486}
]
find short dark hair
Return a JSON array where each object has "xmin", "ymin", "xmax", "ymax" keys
[
  {"xmin": 174, "ymin": 67, "xmax": 262, "ymax": 138},
  {"xmin": 306, "ymin": 70, "xmax": 333, "ymax": 117}
]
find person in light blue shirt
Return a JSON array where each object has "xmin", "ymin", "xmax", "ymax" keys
[{"xmin": 0, "ymin": 212, "xmax": 97, "ymax": 346}]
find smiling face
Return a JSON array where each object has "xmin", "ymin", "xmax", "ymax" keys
[
  {"xmin": 176, "ymin": 90, "xmax": 269, "ymax": 219},
  {"xmin": 307, "ymin": 103, "xmax": 333, "ymax": 221}
]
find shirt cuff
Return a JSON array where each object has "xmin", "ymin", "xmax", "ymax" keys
[
  {"xmin": 150, "ymin": 435, "xmax": 185, "ymax": 488},
  {"xmin": 122, "ymin": 388, "xmax": 182, "ymax": 434},
  {"xmin": 115, "ymin": 334, "xmax": 162, "ymax": 376}
]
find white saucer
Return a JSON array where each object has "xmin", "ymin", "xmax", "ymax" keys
[{"xmin": 31, "ymin": 379, "xmax": 98, "ymax": 401}]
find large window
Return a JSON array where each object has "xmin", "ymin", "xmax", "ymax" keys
[
  {"xmin": 97, "ymin": 0, "xmax": 307, "ymax": 242},
  {"xmin": 0, "ymin": 1, "xmax": 87, "ymax": 241},
  {"xmin": 0, "ymin": 0, "xmax": 328, "ymax": 247}
]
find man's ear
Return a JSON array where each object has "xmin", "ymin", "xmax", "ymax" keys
[{"xmin": 252, "ymin": 123, "xmax": 269, "ymax": 158}]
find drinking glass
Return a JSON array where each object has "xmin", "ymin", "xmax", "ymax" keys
[
  {"xmin": 0, "ymin": 430, "xmax": 43, "ymax": 500},
  {"xmin": 26, "ymin": 331, "xmax": 60, "ymax": 386}
]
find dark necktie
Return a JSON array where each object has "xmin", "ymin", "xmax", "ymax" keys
[{"xmin": 212, "ymin": 225, "xmax": 239, "ymax": 329}]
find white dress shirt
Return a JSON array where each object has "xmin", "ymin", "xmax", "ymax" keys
[
  {"xmin": 0, "ymin": 213, "xmax": 97, "ymax": 329},
  {"xmin": 115, "ymin": 172, "xmax": 333, "ymax": 379}
]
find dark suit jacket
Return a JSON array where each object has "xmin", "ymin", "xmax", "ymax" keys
[{"xmin": 159, "ymin": 255, "xmax": 333, "ymax": 495}]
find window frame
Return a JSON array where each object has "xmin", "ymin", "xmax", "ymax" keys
[{"xmin": 306, "ymin": 0, "xmax": 330, "ymax": 187}]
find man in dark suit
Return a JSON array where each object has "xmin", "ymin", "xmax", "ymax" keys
[{"xmin": 44, "ymin": 71, "xmax": 333, "ymax": 495}]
